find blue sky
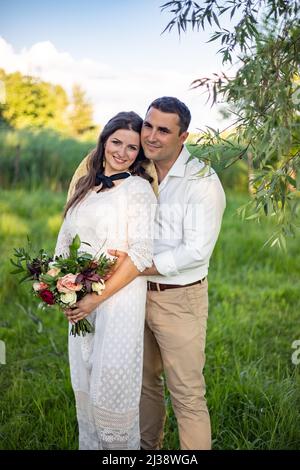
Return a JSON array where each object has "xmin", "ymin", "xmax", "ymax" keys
[{"xmin": 0, "ymin": 0, "xmax": 233, "ymax": 131}]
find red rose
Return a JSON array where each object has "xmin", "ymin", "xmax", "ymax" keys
[{"xmin": 39, "ymin": 289, "xmax": 55, "ymax": 305}]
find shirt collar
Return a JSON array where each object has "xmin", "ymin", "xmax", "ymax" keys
[{"xmin": 167, "ymin": 145, "xmax": 190, "ymax": 178}]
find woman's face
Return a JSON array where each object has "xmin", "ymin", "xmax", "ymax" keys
[{"xmin": 104, "ymin": 129, "xmax": 140, "ymax": 175}]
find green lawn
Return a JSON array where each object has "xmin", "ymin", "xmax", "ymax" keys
[{"xmin": 0, "ymin": 189, "xmax": 300, "ymax": 450}]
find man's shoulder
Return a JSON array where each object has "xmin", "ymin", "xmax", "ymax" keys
[
  {"xmin": 183, "ymin": 151, "xmax": 225, "ymax": 204},
  {"xmin": 185, "ymin": 154, "xmax": 205, "ymax": 176},
  {"xmin": 185, "ymin": 152, "xmax": 219, "ymax": 182}
]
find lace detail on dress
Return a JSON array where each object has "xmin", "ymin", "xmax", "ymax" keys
[
  {"xmin": 128, "ymin": 247, "xmax": 153, "ymax": 272},
  {"xmin": 54, "ymin": 217, "xmax": 72, "ymax": 258},
  {"xmin": 75, "ymin": 391, "xmax": 140, "ymax": 450},
  {"xmin": 127, "ymin": 179, "xmax": 156, "ymax": 272},
  {"xmin": 80, "ymin": 312, "xmax": 96, "ymax": 368}
]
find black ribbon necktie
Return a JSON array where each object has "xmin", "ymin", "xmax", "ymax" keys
[{"xmin": 95, "ymin": 172, "xmax": 130, "ymax": 193}]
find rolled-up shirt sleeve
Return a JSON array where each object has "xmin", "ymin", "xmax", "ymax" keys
[{"xmin": 153, "ymin": 175, "xmax": 226, "ymax": 277}]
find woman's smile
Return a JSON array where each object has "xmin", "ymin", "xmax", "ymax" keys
[{"xmin": 113, "ymin": 155, "xmax": 127, "ymax": 164}]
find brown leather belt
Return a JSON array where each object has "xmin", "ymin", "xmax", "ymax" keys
[{"xmin": 147, "ymin": 278, "xmax": 206, "ymax": 292}]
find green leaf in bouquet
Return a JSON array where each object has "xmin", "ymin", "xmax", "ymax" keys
[
  {"xmin": 12, "ymin": 247, "xmax": 31, "ymax": 262},
  {"xmin": 78, "ymin": 252, "xmax": 93, "ymax": 262},
  {"xmin": 81, "ymin": 241, "xmax": 92, "ymax": 247},
  {"xmin": 69, "ymin": 234, "xmax": 81, "ymax": 259},
  {"xmin": 10, "ymin": 267, "xmax": 25, "ymax": 275},
  {"xmin": 10, "ymin": 258, "xmax": 22, "ymax": 268},
  {"xmin": 10, "ymin": 258, "xmax": 25, "ymax": 269},
  {"xmin": 19, "ymin": 274, "xmax": 34, "ymax": 284},
  {"xmin": 10, "ymin": 251, "xmax": 29, "ymax": 274},
  {"xmin": 40, "ymin": 273, "xmax": 58, "ymax": 284},
  {"xmin": 10, "ymin": 255, "xmax": 28, "ymax": 275}
]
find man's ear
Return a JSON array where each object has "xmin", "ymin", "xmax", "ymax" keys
[{"xmin": 179, "ymin": 131, "xmax": 189, "ymax": 144}]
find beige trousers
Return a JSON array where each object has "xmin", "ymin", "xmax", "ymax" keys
[{"xmin": 140, "ymin": 280, "xmax": 211, "ymax": 450}]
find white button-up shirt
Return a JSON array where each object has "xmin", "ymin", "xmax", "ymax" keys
[{"xmin": 149, "ymin": 145, "xmax": 226, "ymax": 285}]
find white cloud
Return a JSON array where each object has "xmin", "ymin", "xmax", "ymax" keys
[{"xmin": 0, "ymin": 37, "xmax": 224, "ymax": 131}]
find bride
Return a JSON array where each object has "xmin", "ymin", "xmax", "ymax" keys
[{"xmin": 54, "ymin": 111, "xmax": 157, "ymax": 450}]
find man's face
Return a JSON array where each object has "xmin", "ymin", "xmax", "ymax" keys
[{"xmin": 141, "ymin": 107, "xmax": 188, "ymax": 162}]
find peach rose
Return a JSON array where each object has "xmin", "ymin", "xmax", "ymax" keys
[
  {"xmin": 33, "ymin": 281, "xmax": 48, "ymax": 292},
  {"xmin": 56, "ymin": 274, "xmax": 82, "ymax": 293}
]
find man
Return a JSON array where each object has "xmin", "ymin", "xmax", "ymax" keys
[
  {"xmin": 138, "ymin": 98, "xmax": 225, "ymax": 450},
  {"xmin": 67, "ymin": 97, "xmax": 225, "ymax": 450}
]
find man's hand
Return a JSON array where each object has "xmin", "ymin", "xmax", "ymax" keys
[
  {"xmin": 64, "ymin": 293, "xmax": 100, "ymax": 323},
  {"xmin": 140, "ymin": 263, "xmax": 160, "ymax": 276}
]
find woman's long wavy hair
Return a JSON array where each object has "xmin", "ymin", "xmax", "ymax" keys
[{"xmin": 64, "ymin": 111, "xmax": 152, "ymax": 217}]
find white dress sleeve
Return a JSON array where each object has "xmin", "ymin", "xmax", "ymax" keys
[
  {"xmin": 54, "ymin": 216, "xmax": 72, "ymax": 258},
  {"xmin": 127, "ymin": 178, "xmax": 157, "ymax": 272}
]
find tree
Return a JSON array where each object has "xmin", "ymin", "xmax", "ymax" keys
[
  {"xmin": 0, "ymin": 70, "xmax": 98, "ymax": 138},
  {"xmin": 0, "ymin": 68, "xmax": 69, "ymax": 131},
  {"xmin": 161, "ymin": 0, "xmax": 300, "ymax": 248},
  {"xmin": 0, "ymin": 69, "xmax": 9, "ymax": 129},
  {"xmin": 69, "ymin": 84, "xmax": 96, "ymax": 137}
]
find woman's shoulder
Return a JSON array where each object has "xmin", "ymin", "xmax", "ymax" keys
[
  {"xmin": 127, "ymin": 176, "xmax": 157, "ymax": 198},
  {"xmin": 128, "ymin": 175, "xmax": 152, "ymax": 189}
]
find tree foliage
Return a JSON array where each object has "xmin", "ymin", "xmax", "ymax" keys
[
  {"xmin": 69, "ymin": 84, "xmax": 96, "ymax": 138},
  {"xmin": 161, "ymin": 0, "xmax": 300, "ymax": 248},
  {"xmin": 0, "ymin": 68, "xmax": 69, "ymax": 131},
  {"xmin": 0, "ymin": 69, "xmax": 97, "ymax": 138}
]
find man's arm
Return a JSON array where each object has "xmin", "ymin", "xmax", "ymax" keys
[
  {"xmin": 153, "ymin": 176, "xmax": 226, "ymax": 277},
  {"xmin": 109, "ymin": 178, "xmax": 225, "ymax": 278},
  {"xmin": 141, "ymin": 263, "xmax": 160, "ymax": 276},
  {"xmin": 67, "ymin": 155, "xmax": 89, "ymax": 201}
]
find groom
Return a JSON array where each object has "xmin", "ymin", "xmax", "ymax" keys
[{"xmin": 67, "ymin": 97, "xmax": 225, "ymax": 450}]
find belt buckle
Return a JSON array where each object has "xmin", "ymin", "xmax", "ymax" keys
[{"xmin": 147, "ymin": 281, "xmax": 160, "ymax": 292}]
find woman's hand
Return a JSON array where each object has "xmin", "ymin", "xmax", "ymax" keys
[
  {"xmin": 108, "ymin": 249, "xmax": 128, "ymax": 265},
  {"xmin": 64, "ymin": 293, "xmax": 100, "ymax": 323},
  {"xmin": 107, "ymin": 249, "xmax": 128, "ymax": 277},
  {"xmin": 64, "ymin": 251, "xmax": 129, "ymax": 324}
]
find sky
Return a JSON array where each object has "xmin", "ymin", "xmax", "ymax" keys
[{"xmin": 0, "ymin": 0, "xmax": 236, "ymax": 132}]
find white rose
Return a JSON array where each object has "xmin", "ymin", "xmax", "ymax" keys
[
  {"xmin": 92, "ymin": 281, "xmax": 106, "ymax": 295},
  {"xmin": 60, "ymin": 291, "xmax": 77, "ymax": 305}
]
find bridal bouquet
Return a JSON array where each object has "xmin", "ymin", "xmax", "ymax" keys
[{"xmin": 11, "ymin": 235, "xmax": 116, "ymax": 337}]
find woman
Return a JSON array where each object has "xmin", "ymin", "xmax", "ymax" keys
[{"xmin": 54, "ymin": 111, "xmax": 157, "ymax": 450}]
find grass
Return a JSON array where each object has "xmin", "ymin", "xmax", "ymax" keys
[
  {"xmin": 0, "ymin": 189, "xmax": 300, "ymax": 450},
  {"xmin": 0, "ymin": 128, "xmax": 95, "ymax": 191}
]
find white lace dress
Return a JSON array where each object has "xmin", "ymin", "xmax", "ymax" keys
[{"xmin": 55, "ymin": 176, "xmax": 156, "ymax": 450}]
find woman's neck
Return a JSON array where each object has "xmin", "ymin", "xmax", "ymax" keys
[{"xmin": 104, "ymin": 169, "xmax": 129, "ymax": 177}]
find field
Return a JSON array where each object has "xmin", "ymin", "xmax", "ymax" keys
[{"xmin": 0, "ymin": 189, "xmax": 300, "ymax": 450}]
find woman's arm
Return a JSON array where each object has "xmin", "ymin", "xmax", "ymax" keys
[
  {"xmin": 66, "ymin": 179, "xmax": 157, "ymax": 323},
  {"xmin": 65, "ymin": 254, "xmax": 139, "ymax": 322}
]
